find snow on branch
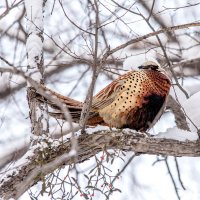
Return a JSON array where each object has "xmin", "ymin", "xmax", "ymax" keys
[
  {"xmin": 0, "ymin": 127, "xmax": 200, "ymax": 199},
  {"xmin": 25, "ymin": 0, "xmax": 44, "ymax": 82},
  {"xmin": 156, "ymin": 127, "xmax": 198, "ymax": 141},
  {"xmin": 24, "ymin": 0, "xmax": 49, "ymax": 137},
  {"xmin": 182, "ymin": 91, "xmax": 200, "ymax": 132}
]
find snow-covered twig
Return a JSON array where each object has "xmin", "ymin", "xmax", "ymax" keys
[{"xmin": 25, "ymin": 0, "xmax": 44, "ymax": 81}]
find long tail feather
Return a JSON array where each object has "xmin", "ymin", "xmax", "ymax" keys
[
  {"xmin": 36, "ymin": 86, "xmax": 103, "ymax": 125},
  {"xmin": 36, "ymin": 86, "xmax": 83, "ymax": 120}
]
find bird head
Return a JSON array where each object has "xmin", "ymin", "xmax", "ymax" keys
[
  {"xmin": 138, "ymin": 59, "xmax": 163, "ymax": 71},
  {"xmin": 138, "ymin": 59, "xmax": 170, "ymax": 78}
]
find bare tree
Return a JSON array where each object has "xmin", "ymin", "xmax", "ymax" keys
[{"xmin": 0, "ymin": 0, "xmax": 200, "ymax": 200}]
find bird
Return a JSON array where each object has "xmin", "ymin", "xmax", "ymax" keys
[{"xmin": 37, "ymin": 60, "xmax": 171, "ymax": 131}]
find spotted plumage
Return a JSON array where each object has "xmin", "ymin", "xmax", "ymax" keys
[{"xmin": 37, "ymin": 60, "xmax": 171, "ymax": 131}]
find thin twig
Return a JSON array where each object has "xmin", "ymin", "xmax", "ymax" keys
[
  {"xmin": 147, "ymin": 0, "xmax": 156, "ymax": 21},
  {"xmin": 174, "ymin": 157, "xmax": 186, "ymax": 190},
  {"xmin": 80, "ymin": 0, "xmax": 100, "ymax": 132},
  {"xmin": 58, "ymin": 0, "xmax": 94, "ymax": 36},
  {"xmin": 164, "ymin": 157, "xmax": 181, "ymax": 200},
  {"xmin": 107, "ymin": 153, "xmax": 137, "ymax": 199},
  {"xmin": 102, "ymin": 22, "xmax": 200, "ymax": 64}
]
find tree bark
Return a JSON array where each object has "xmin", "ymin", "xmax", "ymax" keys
[{"xmin": 0, "ymin": 129, "xmax": 199, "ymax": 199}]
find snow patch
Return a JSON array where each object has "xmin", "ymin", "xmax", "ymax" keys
[
  {"xmin": 26, "ymin": 35, "xmax": 43, "ymax": 62},
  {"xmin": 122, "ymin": 128, "xmax": 138, "ymax": 134},
  {"xmin": 123, "ymin": 55, "xmax": 156, "ymax": 71},
  {"xmin": 182, "ymin": 91, "xmax": 200, "ymax": 132},
  {"xmin": 26, "ymin": 35, "xmax": 43, "ymax": 80},
  {"xmin": 155, "ymin": 127, "xmax": 198, "ymax": 141},
  {"xmin": 85, "ymin": 125, "xmax": 115, "ymax": 134},
  {"xmin": 25, "ymin": 0, "xmax": 43, "ymax": 81},
  {"xmin": 69, "ymin": 149, "xmax": 77, "ymax": 157}
]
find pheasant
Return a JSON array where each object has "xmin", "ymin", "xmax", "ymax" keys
[{"xmin": 37, "ymin": 60, "xmax": 171, "ymax": 131}]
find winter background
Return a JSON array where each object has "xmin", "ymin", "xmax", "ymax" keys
[{"xmin": 1, "ymin": 0, "xmax": 200, "ymax": 199}]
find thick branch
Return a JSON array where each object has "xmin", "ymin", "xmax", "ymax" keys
[{"xmin": 0, "ymin": 129, "xmax": 199, "ymax": 199}]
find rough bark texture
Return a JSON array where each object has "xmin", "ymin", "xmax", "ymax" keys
[
  {"xmin": 0, "ymin": 129, "xmax": 199, "ymax": 199},
  {"xmin": 27, "ymin": 87, "xmax": 48, "ymax": 136}
]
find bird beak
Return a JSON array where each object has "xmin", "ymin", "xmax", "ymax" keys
[{"xmin": 138, "ymin": 65, "xmax": 148, "ymax": 69}]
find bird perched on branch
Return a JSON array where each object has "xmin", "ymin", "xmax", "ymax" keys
[{"xmin": 37, "ymin": 60, "xmax": 171, "ymax": 131}]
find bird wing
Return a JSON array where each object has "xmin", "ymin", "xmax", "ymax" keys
[{"xmin": 92, "ymin": 71, "xmax": 132, "ymax": 110}]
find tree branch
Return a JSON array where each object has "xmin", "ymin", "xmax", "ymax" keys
[
  {"xmin": 139, "ymin": 0, "xmax": 177, "ymax": 42},
  {"xmin": 0, "ymin": 59, "xmax": 122, "ymax": 100},
  {"xmin": 0, "ymin": 129, "xmax": 199, "ymax": 199},
  {"xmin": 102, "ymin": 22, "xmax": 200, "ymax": 63},
  {"xmin": 167, "ymin": 95, "xmax": 190, "ymax": 131}
]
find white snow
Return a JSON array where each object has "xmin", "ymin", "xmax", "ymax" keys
[
  {"xmin": 68, "ymin": 149, "xmax": 77, "ymax": 157},
  {"xmin": 123, "ymin": 55, "xmax": 157, "ymax": 71},
  {"xmin": 185, "ymin": 83, "xmax": 200, "ymax": 96},
  {"xmin": 25, "ymin": 0, "xmax": 43, "ymax": 82},
  {"xmin": 170, "ymin": 79, "xmax": 200, "ymax": 105},
  {"xmin": 182, "ymin": 91, "xmax": 200, "ymax": 132},
  {"xmin": 170, "ymin": 78, "xmax": 200, "ymax": 132},
  {"xmin": 25, "ymin": 0, "xmax": 43, "ymax": 32},
  {"xmin": 85, "ymin": 125, "xmax": 116, "ymax": 134},
  {"xmin": 26, "ymin": 35, "xmax": 43, "ymax": 79},
  {"xmin": 170, "ymin": 85, "xmax": 188, "ymax": 106},
  {"xmin": 156, "ymin": 127, "xmax": 198, "ymax": 141}
]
